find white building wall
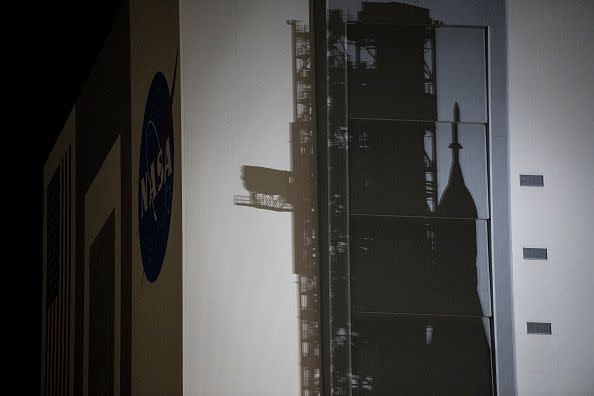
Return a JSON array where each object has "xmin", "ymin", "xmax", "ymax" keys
[
  {"xmin": 508, "ymin": 0, "xmax": 594, "ymax": 394},
  {"xmin": 180, "ymin": 0, "xmax": 594, "ymax": 393},
  {"xmin": 181, "ymin": 1, "xmax": 309, "ymax": 394}
]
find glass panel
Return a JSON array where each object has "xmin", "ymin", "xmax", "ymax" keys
[
  {"xmin": 350, "ymin": 216, "xmax": 492, "ymax": 317},
  {"xmin": 347, "ymin": 24, "xmax": 487, "ymax": 124},
  {"xmin": 349, "ymin": 119, "xmax": 489, "ymax": 219},
  {"xmin": 348, "ymin": 24, "xmax": 436, "ymax": 121},
  {"xmin": 435, "ymin": 27, "xmax": 488, "ymax": 123},
  {"xmin": 351, "ymin": 315, "xmax": 493, "ymax": 395}
]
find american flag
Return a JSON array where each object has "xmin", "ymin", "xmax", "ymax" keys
[{"xmin": 43, "ymin": 145, "xmax": 72, "ymax": 395}]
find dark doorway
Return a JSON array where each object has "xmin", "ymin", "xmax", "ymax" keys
[
  {"xmin": 89, "ymin": 211, "xmax": 115, "ymax": 395},
  {"xmin": 319, "ymin": 2, "xmax": 494, "ymax": 394}
]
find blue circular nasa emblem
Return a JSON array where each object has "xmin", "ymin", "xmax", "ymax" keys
[{"xmin": 138, "ymin": 72, "xmax": 174, "ymax": 283}]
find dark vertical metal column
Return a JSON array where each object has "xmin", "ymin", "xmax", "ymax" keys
[{"xmin": 310, "ymin": 0, "xmax": 330, "ymax": 394}]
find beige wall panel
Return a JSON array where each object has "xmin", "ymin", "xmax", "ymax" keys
[
  {"xmin": 130, "ymin": 0, "xmax": 182, "ymax": 394},
  {"xmin": 84, "ymin": 137, "xmax": 122, "ymax": 395}
]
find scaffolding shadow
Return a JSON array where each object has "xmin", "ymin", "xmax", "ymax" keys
[{"xmin": 233, "ymin": 20, "xmax": 321, "ymax": 396}]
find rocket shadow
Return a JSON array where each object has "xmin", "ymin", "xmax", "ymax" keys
[{"xmin": 328, "ymin": 3, "xmax": 493, "ymax": 395}]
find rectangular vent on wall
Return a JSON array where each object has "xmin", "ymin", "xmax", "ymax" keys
[
  {"xmin": 523, "ymin": 247, "xmax": 548, "ymax": 260},
  {"xmin": 527, "ymin": 322, "xmax": 552, "ymax": 335},
  {"xmin": 520, "ymin": 174, "xmax": 544, "ymax": 187}
]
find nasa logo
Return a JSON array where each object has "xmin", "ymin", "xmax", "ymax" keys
[{"xmin": 138, "ymin": 71, "xmax": 175, "ymax": 283}]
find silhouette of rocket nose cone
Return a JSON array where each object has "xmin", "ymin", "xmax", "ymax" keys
[{"xmin": 450, "ymin": 102, "xmax": 463, "ymax": 150}]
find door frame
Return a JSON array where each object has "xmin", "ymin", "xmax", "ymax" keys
[{"xmin": 83, "ymin": 136, "xmax": 121, "ymax": 396}]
